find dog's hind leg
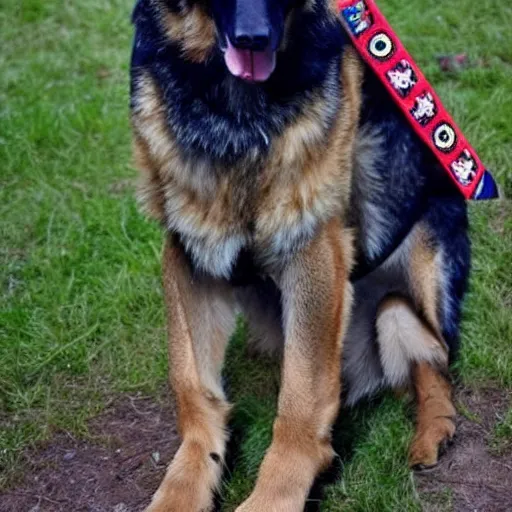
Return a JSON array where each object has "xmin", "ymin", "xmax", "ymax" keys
[
  {"xmin": 146, "ymin": 238, "xmax": 236, "ymax": 512},
  {"xmin": 376, "ymin": 196, "xmax": 469, "ymax": 469},
  {"xmin": 376, "ymin": 296, "xmax": 456, "ymax": 469},
  {"xmin": 409, "ymin": 360, "xmax": 456, "ymax": 469},
  {"xmin": 236, "ymin": 219, "xmax": 353, "ymax": 512}
]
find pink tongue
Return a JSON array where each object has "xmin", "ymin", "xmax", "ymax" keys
[{"xmin": 224, "ymin": 39, "xmax": 276, "ymax": 82}]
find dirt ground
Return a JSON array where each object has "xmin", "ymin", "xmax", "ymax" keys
[
  {"xmin": 1, "ymin": 388, "xmax": 510, "ymax": 512},
  {"xmin": 417, "ymin": 387, "xmax": 512, "ymax": 512},
  {"xmin": 0, "ymin": 395, "xmax": 179, "ymax": 512}
]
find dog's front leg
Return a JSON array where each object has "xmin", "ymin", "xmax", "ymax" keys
[
  {"xmin": 146, "ymin": 238, "xmax": 236, "ymax": 512},
  {"xmin": 236, "ymin": 219, "xmax": 353, "ymax": 512}
]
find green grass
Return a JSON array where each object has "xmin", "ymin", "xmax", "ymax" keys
[{"xmin": 1, "ymin": 0, "xmax": 511, "ymax": 509}]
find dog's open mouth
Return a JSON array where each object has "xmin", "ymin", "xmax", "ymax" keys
[{"xmin": 223, "ymin": 39, "xmax": 276, "ymax": 83}]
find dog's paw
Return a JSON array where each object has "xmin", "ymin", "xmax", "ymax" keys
[
  {"xmin": 144, "ymin": 467, "xmax": 215, "ymax": 512},
  {"xmin": 408, "ymin": 417, "xmax": 455, "ymax": 470},
  {"xmin": 145, "ymin": 439, "xmax": 221, "ymax": 512}
]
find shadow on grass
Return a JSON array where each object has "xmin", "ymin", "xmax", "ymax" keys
[{"xmin": 306, "ymin": 395, "xmax": 386, "ymax": 511}]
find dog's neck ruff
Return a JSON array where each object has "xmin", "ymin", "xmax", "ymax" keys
[{"xmin": 339, "ymin": 0, "xmax": 499, "ymax": 200}]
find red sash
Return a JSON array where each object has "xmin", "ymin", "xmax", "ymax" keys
[{"xmin": 338, "ymin": 0, "xmax": 499, "ymax": 200}]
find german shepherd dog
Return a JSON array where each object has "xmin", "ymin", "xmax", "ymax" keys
[{"xmin": 131, "ymin": 1, "xmax": 470, "ymax": 510}]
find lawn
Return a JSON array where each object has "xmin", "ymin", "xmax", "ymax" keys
[{"xmin": 0, "ymin": 0, "xmax": 511, "ymax": 510}]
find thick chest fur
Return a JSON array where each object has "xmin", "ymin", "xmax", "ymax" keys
[{"xmin": 132, "ymin": 50, "xmax": 363, "ymax": 279}]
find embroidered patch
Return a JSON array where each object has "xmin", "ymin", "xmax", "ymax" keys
[
  {"xmin": 433, "ymin": 122, "xmax": 457, "ymax": 153},
  {"xmin": 368, "ymin": 32, "xmax": 395, "ymax": 61},
  {"xmin": 386, "ymin": 60, "xmax": 417, "ymax": 97},
  {"xmin": 411, "ymin": 92, "xmax": 437, "ymax": 126},
  {"xmin": 342, "ymin": 1, "xmax": 373, "ymax": 36},
  {"xmin": 451, "ymin": 149, "xmax": 477, "ymax": 186}
]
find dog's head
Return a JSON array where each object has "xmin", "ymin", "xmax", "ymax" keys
[{"xmin": 160, "ymin": 0, "xmax": 327, "ymax": 82}]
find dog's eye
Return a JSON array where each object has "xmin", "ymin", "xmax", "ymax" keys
[
  {"xmin": 433, "ymin": 123, "xmax": 457, "ymax": 152},
  {"xmin": 368, "ymin": 33, "xmax": 394, "ymax": 61}
]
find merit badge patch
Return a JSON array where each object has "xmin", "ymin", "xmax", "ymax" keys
[
  {"xmin": 368, "ymin": 32, "xmax": 395, "ymax": 61},
  {"xmin": 433, "ymin": 123, "xmax": 457, "ymax": 153},
  {"xmin": 386, "ymin": 60, "xmax": 417, "ymax": 97},
  {"xmin": 451, "ymin": 149, "xmax": 478, "ymax": 186},
  {"xmin": 411, "ymin": 92, "xmax": 437, "ymax": 126},
  {"xmin": 342, "ymin": 1, "xmax": 373, "ymax": 36}
]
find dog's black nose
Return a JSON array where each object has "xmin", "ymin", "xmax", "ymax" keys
[
  {"xmin": 231, "ymin": 0, "xmax": 272, "ymax": 52},
  {"xmin": 233, "ymin": 28, "xmax": 271, "ymax": 52}
]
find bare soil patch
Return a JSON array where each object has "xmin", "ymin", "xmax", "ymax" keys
[
  {"xmin": 417, "ymin": 387, "xmax": 512, "ymax": 512},
  {"xmin": 1, "ymin": 387, "xmax": 510, "ymax": 511},
  {"xmin": 0, "ymin": 395, "xmax": 179, "ymax": 512}
]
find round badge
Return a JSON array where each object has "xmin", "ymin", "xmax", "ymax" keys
[
  {"xmin": 433, "ymin": 123, "xmax": 457, "ymax": 153},
  {"xmin": 368, "ymin": 33, "xmax": 394, "ymax": 61}
]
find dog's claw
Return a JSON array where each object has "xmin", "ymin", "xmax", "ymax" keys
[{"xmin": 408, "ymin": 418, "xmax": 455, "ymax": 470}]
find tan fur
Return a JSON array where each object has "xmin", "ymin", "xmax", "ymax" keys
[
  {"xmin": 132, "ymin": 74, "xmax": 175, "ymax": 223},
  {"xmin": 154, "ymin": 0, "xmax": 216, "ymax": 63},
  {"xmin": 408, "ymin": 225, "xmax": 444, "ymax": 337},
  {"xmin": 132, "ymin": 73, "xmax": 251, "ymax": 277},
  {"xmin": 409, "ymin": 362, "xmax": 456, "ymax": 468},
  {"xmin": 376, "ymin": 297, "xmax": 447, "ymax": 388},
  {"xmin": 256, "ymin": 48, "xmax": 363, "ymax": 253},
  {"xmin": 377, "ymin": 229, "xmax": 456, "ymax": 469},
  {"xmin": 133, "ymin": 133, "xmax": 166, "ymax": 221},
  {"xmin": 236, "ymin": 218, "xmax": 354, "ymax": 512},
  {"xmin": 145, "ymin": 240, "xmax": 235, "ymax": 512}
]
